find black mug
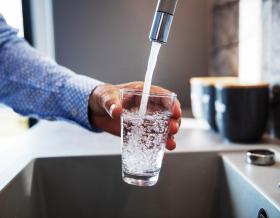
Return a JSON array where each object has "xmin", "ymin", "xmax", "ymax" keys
[
  {"xmin": 271, "ymin": 85, "xmax": 280, "ymax": 139},
  {"xmin": 215, "ymin": 82, "xmax": 269, "ymax": 143},
  {"xmin": 190, "ymin": 77, "xmax": 237, "ymax": 131}
]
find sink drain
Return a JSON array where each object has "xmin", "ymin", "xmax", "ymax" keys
[{"xmin": 258, "ymin": 208, "xmax": 269, "ymax": 218}]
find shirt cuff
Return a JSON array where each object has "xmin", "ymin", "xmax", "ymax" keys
[{"xmin": 60, "ymin": 74, "xmax": 103, "ymax": 132}]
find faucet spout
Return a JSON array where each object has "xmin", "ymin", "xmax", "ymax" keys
[{"xmin": 149, "ymin": 0, "xmax": 178, "ymax": 44}]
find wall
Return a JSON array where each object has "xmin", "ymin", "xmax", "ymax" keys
[
  {"xmin": 52, "ymin": 0, "xmax": 211, "ymax": 108},
  {"xmin": 210, "ymin": 0, "xmax": 280, "ymax": 82},
  {"xmin": 210, "ymin": 0, "xmax": 239, "ymax": 76},
  {"xmin": 269, "ymin": 0, "xmax": 280, "ymax": 84},
  {"xmin": 30, "ymin": 0, "xmax": 55, "ymax": 58}
]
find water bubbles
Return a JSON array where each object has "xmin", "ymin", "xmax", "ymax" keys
[{"xmin": 121, "ymin": 110, "xmax": 170, "ymax": 177}]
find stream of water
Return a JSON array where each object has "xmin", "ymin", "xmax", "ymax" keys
[{"xmin": 139, "ymin": 42, "xmax": 162, "ymax": 116}]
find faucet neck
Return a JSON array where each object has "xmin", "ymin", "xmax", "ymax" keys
[
  {"xmin": 149, "ymin": 0, "xmax": 178, "ymax": 44},
  {"xmin": 156, "ymin": 0, "xmax": 178, "ymax": 15}
]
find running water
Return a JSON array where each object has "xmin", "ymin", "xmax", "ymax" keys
[{"xmin": 139, "ymin": 42, "xmax": 162, "ymax": 116}]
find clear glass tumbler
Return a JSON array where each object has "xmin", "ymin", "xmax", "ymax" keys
[{"xmin": 120, "ymin": 88, "xmax": 177, "ymax": 186}]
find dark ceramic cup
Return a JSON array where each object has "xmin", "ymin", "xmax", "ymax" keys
[
  {"xmin": 215, "ymin": 82, "xmax": 269, "ymax": 143},
  {"xmin": 190, "ymin": 77, "xmax": 237, "ymax": 131},
  {"xmin": 271, "ymin": 85, "xmax": 280, "ymax": 139}
]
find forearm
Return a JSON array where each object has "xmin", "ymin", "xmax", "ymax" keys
[{"xmin": 0, "ymin": 16, "xmax": 102, "ymax": 130}]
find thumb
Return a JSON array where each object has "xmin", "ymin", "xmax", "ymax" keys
[
  {"xmin": 102, "ymin": 92, "xmax": 123, "ymax": 119},
  {"xmin": 107, "ymin": 102, "xmax": 123, "ymax": 119}
]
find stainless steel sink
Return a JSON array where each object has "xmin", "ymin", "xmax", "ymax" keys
[{"xmin": 0, "ymin": 152, "xmax": 279, "ymax": 218}]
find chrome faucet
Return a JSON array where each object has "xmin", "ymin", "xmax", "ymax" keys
[{"xmin": 149, "ymin": 0, "xmax": 178, "ymax": 44}]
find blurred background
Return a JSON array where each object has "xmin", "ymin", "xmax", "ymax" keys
[
  {"xmin": 1, "ymin": 0, "xmax": 277, "ymax": 136},
  {"xmin": 0, "ymin": 0, "xmax": 213, "ymax": 136}
]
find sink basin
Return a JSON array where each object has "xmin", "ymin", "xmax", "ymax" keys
[{"xmin": 0, "ymin": 152, "xmax": 279, "ymax": 218}]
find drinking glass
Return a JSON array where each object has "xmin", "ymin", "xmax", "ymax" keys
[{"xmin": 120, "ymin": 88, "xmax": 176, "ymax": 186}]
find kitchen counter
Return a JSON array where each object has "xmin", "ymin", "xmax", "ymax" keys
[{"xmin": 0, "ymin": 118, "xmax": 280, "ymax": 213}]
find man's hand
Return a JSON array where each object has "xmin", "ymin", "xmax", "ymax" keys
[{"xmin": 88, "ymin": 82, "xmax": 181, "ymax": 150}]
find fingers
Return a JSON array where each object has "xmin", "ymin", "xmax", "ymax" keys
[
  {"xmin": 101, "ymin": 90, "xmax": 122, "ymax": 118},
  {"xmin": 172, "ymin": 99, "xmax": 181, "ymax": 119},
  {"xmin": 166, "ymin": 116, "xmax": 181, "ymax": 150},
  {"xmin": 166, "ymin": 135, "xmax": 176, "ymax": 150},
  {"xmin": 89, "ymin": 84, "xmax": 115, "ymax": 116},
  {"xmin": 168, "ymin": 119, "xmax": 180, "ymax": 135},
  {"xmin": 110, "ymin": 104, "xmax": 123, "ymax": 119}
]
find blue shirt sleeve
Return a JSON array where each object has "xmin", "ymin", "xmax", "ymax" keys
[{"xmin": 0, "ymin": 15, "xmax": 103, "ymax": 131}]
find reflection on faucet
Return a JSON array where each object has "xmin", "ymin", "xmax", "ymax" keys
[{"xmin": 149, "ymin": 0, "xmax": 178, "ymax": 44}]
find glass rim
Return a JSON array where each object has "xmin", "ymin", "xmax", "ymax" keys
[{"xmin": 120, "ymin": 88, "xmax": 177, "ymax": 98}]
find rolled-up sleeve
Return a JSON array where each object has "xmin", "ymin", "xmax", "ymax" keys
[{"xmin": 0, "ymin": 15, "xmax": 103, "ymax": 131}]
